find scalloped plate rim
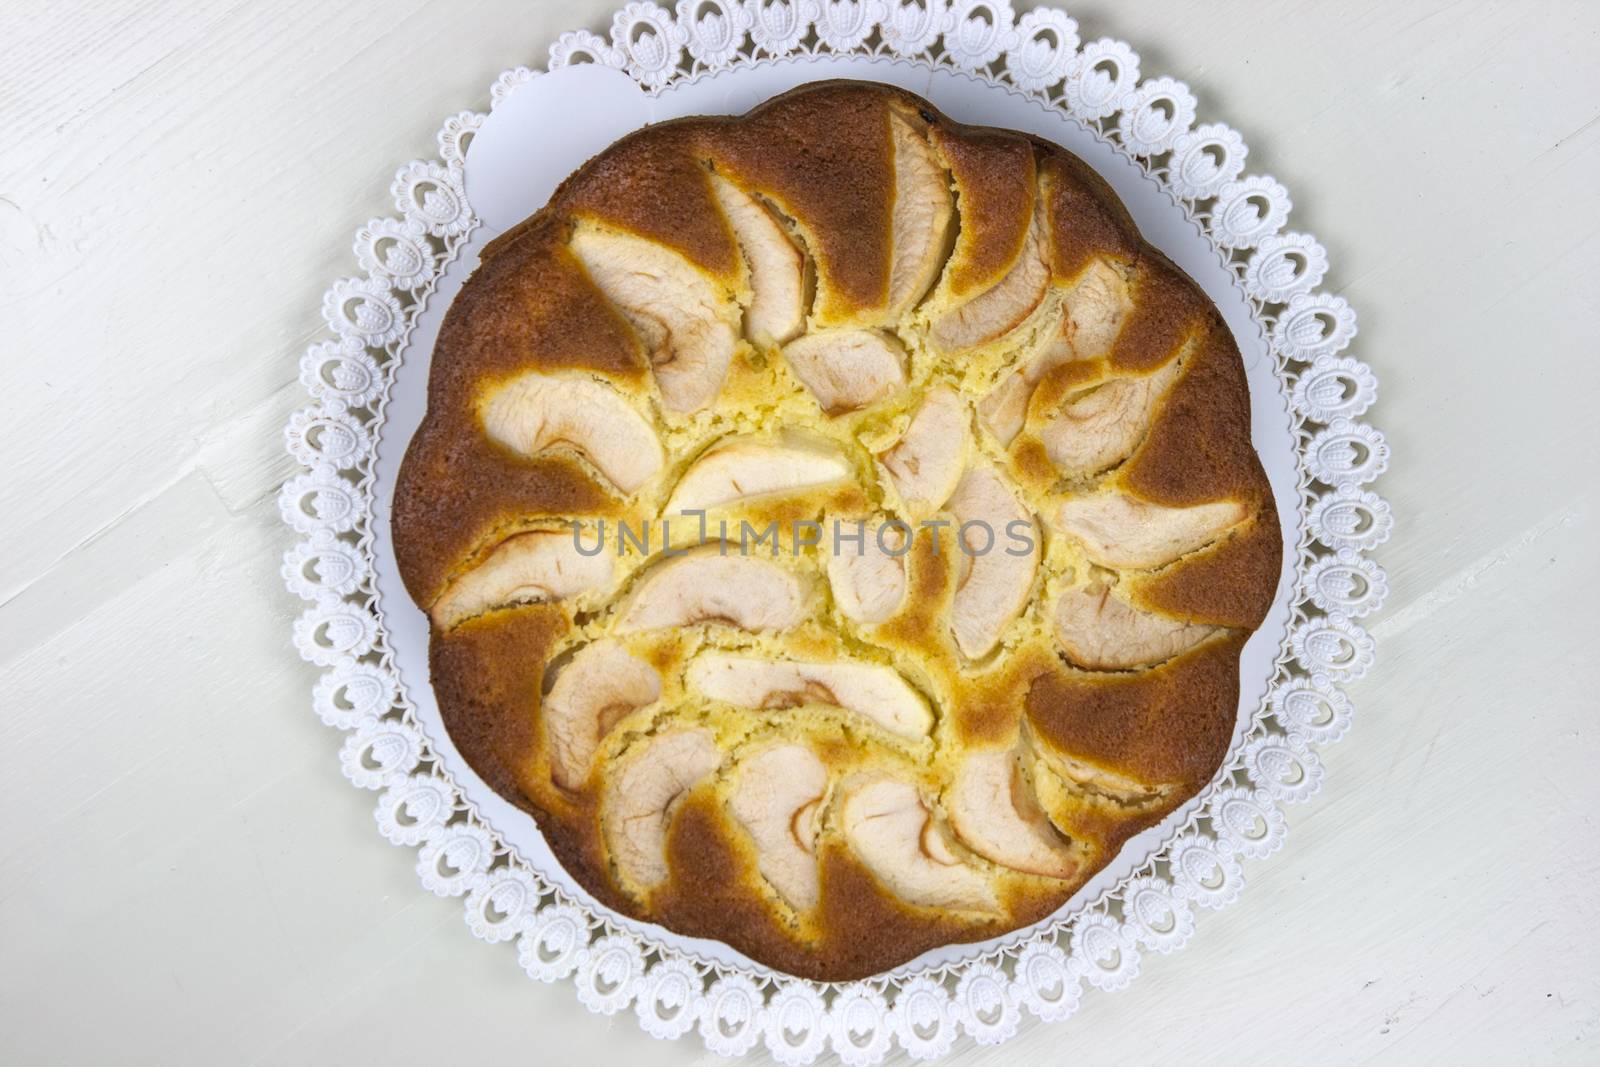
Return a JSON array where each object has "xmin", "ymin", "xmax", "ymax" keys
[{"xmin": 365, "ymin": 52, "xmax": 1303, "ymax": 982}]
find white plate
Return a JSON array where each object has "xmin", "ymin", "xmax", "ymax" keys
[{"xmin": 282, "ymin": 6, "xmax": 1384, "ymax": 1058}]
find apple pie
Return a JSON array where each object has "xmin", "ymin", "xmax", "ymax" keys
[{"xmin": 392, "ymin": 81, "xmax": 1281, "ymax": 981}]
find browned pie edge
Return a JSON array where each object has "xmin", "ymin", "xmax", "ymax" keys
[{"xmin": 392, "ymin": 80, "xmax": 1283, "ymax": 982}]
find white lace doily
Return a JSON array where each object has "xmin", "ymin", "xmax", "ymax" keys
[{"xmin": 281, "ymin": 3, "xmax": 1387, "ymax": 1060}]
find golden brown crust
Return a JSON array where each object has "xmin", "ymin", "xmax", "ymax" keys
[
  {"xmin": 704, "ymin": 83, "xmax": 899, "ymax": 322},
  {"xmin": 393, "ymin": 81, "xmax": 1282, "ymax": 980},
  {"xmin": 393, "ymin": 221, "xmax": 652, "ymax": 606},
  {"xmin": 437, "ymin": 221, "xmax": 650, "ymax": 409},
  {"xmin": 1039, "ymin": 152, "xmax": 1140, "ymax": 278},
  {"xmin": 1119, "ymin": 322, "xmax": 1268, "ymax": 506},
  {"xmin": 1125, "ymin": 513, "xmax": 1282, "ymax": 628},
  {"xmin": 428, "ymin": 605, "xmax": 567, "ymax": 811},
  {"xmin": 931, "ymin": 125, "xmax": 1037, "ymax": 296},
  {"xmin": 393, "ymin": 427, "xmax": 622, "ymax": 611},
  {"xmin": 1025, "ymin": 633, "xmax": 1246, "ymax": 788},
  {"xmin": 1107, "ymin": 255, "xmax": 1218, "ymax": 373},
  {"xmin": 554, "ymin": 123, "xmax": 743, "ymax": 283},
  {"xmin": 649, "ymin": 800, "xmax": 1016, "ymax": 983}
]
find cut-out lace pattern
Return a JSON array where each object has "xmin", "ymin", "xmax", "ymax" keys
[{"xmin": 280, "ymin": 3, "xmax": 1386, "ymax": 1060}]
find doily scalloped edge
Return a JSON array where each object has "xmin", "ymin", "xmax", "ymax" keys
[{"xmin": 279, "ymin": 3, "xmax": 1388, "ymax": 1061}]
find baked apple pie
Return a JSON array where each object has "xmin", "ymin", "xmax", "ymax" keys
[{"xmin": 393, "ymin": 81, "xmax": 1281, "ymax": 981}]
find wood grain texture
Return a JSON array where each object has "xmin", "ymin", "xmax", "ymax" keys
[{"xmin": 1, "ymin": 0, "xmax": 1596, "ymax": 1062}]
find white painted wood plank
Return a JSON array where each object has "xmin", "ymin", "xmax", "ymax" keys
[{"xmin": 1, "ymin": 0, "xmax": 1596, "ymax": 1063}]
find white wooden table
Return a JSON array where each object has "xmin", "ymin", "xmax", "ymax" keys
[{"xmin": 3, "ymin": 1, "xmax": 1596, "ymax": 1062}]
